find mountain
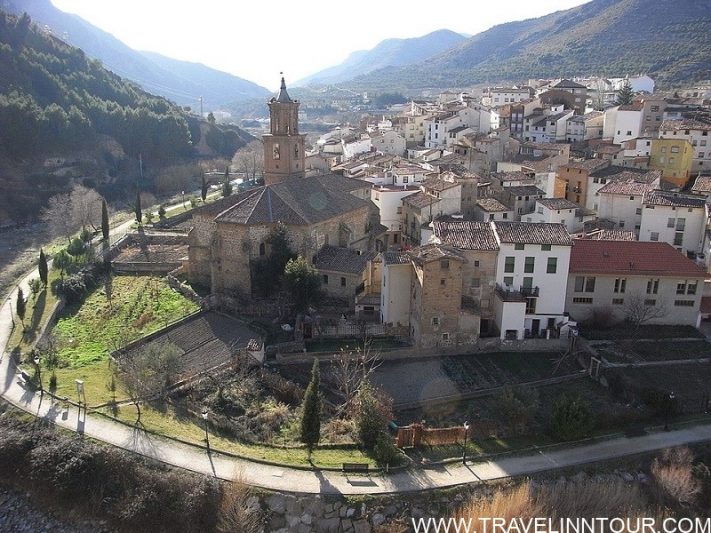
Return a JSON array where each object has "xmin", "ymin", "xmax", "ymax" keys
[
  {"xmin": 0, "ymin": 9, "xmax": 252, "ymax": 222},
  {"xmin": 349, "ymin": 0, "xmax": 711, "ymax": 91},
  {"xmin": 0, "ymin": 0, "xmax": 270, "ymax": 107},
  {"xmin": 296, "ymin": 29, "xmax": 466, "ymax": 86}
]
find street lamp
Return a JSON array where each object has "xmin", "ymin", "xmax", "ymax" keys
[
  {"xmin": 33, "ymin": 354, "xmax": 42, "ymax": 394},
  {"xmin": 182, "ymin": 190, "xmax": 186, "ymax": 210},
  {"xmin": 462, "ymin": 421, "xmax": 470, "ymax": 464},
  {"xmin": 664, "ymin": 391, "xmax": 676, "ymax": 431},
  {"xmin": 202, "ymin": 408, "xmax": 210, "ymax": 450}
]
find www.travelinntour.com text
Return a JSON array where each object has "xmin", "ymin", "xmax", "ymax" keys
[{"xmin": 411, "ymin": 517, "xmax": 711, "ymax": 533}]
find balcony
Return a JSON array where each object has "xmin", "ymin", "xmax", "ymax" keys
[{"xmin": 495, "ymin": 283, "xmax": 539, "ymax": 302}]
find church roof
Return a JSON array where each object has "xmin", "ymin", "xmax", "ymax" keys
[
  {"xmin": 276, "ymin": 77, "xmax": 293, "ymax": 103},
  {"xmin": 214, "ymin": 175, "xmax": 371, "ymax": 226}
]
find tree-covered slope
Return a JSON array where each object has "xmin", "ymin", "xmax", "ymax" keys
[
  {"xmin": 350, "ymin": 0, "xmax": 711, "ymax": 91},
  {"xmin": 1, "ymin": 0, "xmax": 270, "ymax": 107}
]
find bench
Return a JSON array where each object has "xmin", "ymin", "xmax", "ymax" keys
[{"xmin": 342, "ymin": 462, "xmax": 369, "ymax": 474}]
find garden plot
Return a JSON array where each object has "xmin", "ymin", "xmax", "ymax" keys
[
  {"xmin": 116, "ymin": 311, "xmax": 262, "ymax": 380},
  {"xmin": 593, "ymin": 339, "xmax": 711, "ymax": 364},
  {"xmin": 369, "ymin": 352, "xmax": 580, "ymax": 408}
]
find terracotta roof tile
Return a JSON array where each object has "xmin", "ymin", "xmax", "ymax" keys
[
  {"xmin": 313, "ymin": 246, "xmax": 376, "ymax": 274},
  {"xmin": 569, "ymin": 239, "xmax": 706, "ymax": 277},
  {"xmin": 494, "ymin": 222, "xmax": 572, "ymax": 246},
  {"xmin": 433, "ymin": 219, "xmax": 500, "ymax": 251},
  {"xmin": 643, "ymin": 190, "xmax": 707, "ymax": 208}
]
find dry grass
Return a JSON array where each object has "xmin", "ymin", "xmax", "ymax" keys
[
  {"xmin": 651, "ymin": 447, "xmax": 702, "ymax": 506},
  {"xmin": 218, "ymin": 470, "xmax": 262, "ymax": 533},
  {"xmin": 458, "ymin": 477, "xmax": 650, "ymax": 524}
]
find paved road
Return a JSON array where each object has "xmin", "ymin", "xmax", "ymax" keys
[{"xmin": 3, "ymin": 232, "xmax": 711, "ymax": 494}]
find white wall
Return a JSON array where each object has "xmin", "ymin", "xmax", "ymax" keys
[
  {"xmin": 613, "ymin": 109, "xmax": 642, "ymax": 145},
  {"xmin": 381, "ymin": 263, "xmax": 411, "ymax": 326},
  {"xmin": 639, "ymin": 205, "xmax": 707, "ymax": 255},
  {"xmin": 598, "ymin": 192, "xmax": 644, "ymax": 230}
]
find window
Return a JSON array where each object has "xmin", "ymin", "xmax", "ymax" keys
[
  {"xmin": 687, "ymin": 281, "xmax": 698, "ymax": 295},
  {"xmin": 541, "ymin": 244, "xmax": 551, "ymax": 251},
  {"xmin": 524, "ymin": 257, "xmax": 535, "ymax": 273},
  {"xmin": 646, "ymin": 279, "xmax": 659, "ymax": 294},
  {"xmin": 471, "ymin": 278, "xmax": 481, "ymax": 288},
  {"xmin": 503, "ymin": 276, "xmax": 514, "ymax": 286},
  {"xmin": 442, "ymin": 332, "xmax": 450, "ymax": 341},
  {"xmin": 440, "ymin": 279, "xmax": 446, "ymax": 286},
  {"xmin": 474, "ymin": 260, "xmax": 480, "ymax": 267},
  {"xmin": 340, "ymin": 277, "xmax": 346, "ymax": 287},
  {"xmin": 575, "ymin": 276, "xmax": 595, "ymax": 293},
  {"xmin": 526, "ymin": 298, "xmax": 537, "ymax": 314},
  {"xmin": 432, "ymin": 317, "xmax": 440, "ymax": 326},
  {"xmin": 504, "ymin": 257, "xmax": 515, "ymax": 273},
  {"xmin": 674, "ymin": 232, "xmax": 684, "ymax": 246},
  {"xmin": 644, "ymin": 299, "xmax": 656, "ymax": 306},
  {"xmin": 650, "ymin": 232, "xmax": 659, "ymax": 241},
  {"xmin": 403, "ymin": 176, "xmax": 409, "ymax": 183},
  {"xmin": 635, "ymin": 208, "xmax": 642, "ymax": 215},
  {"xmin": 614, "ymin": 278, "xmax": 626, "ymax": 293},
  {"xmin": 514, "ymin": 243, "xmax": 525, "ymax": 250},
  {"xmin": 396, "ymin": 207, "xmax": 402, "ymax": 214},
  {"xmin": 667, "ymin": 218, "xmax": 675, "ymax": 228},
  {"xmin": 440, "ymin": 260, "xmax": 450, "ymax": 269},
  {"xmin": 259, "ymin": 242, "xmax": 266, "ymax": 256},
  {"xmin": 619, "ymin": 221, "xmax": 625, "ymax": 228},
  {"xmin": 322, "ymin": 275, "xmax": 329, "ymax": 284},
  {"xmin": 546, "ymin": 257, "xmax": 557, "ymax": 273},
  {"xmin": 573, "ymin": 297, "xmax": 593, "ymax": 304},
  {"xmin": 674, "ymin": 300, "xmax": 695, "ymax": 307},
  {"xmin": 612, "ymin": 298, "xmax": 624, "ymax": 305},
  {"xmin": 677, "ymin": 281, "xmax": 687, "ymax": 295}
]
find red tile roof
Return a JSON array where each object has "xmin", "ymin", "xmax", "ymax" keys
[{"xmin": 569, "ymin": 239, "xmax": 707, "ymax": 277}]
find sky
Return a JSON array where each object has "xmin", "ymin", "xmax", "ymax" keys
[{"xmin": 51, "ymin": 0, "xmax": 590, "ymax": 90}]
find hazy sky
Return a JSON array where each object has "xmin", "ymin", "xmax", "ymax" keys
[{"xmin": 51, "ymin": 0, "xmax": 590, "ymax": 89}]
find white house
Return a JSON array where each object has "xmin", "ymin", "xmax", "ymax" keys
[
  {"xmin": 612, "ymin": 103, "xmax": 643, "ymax": 145},
  {"xmin": 524, "ymin": 198, "xmax": 593, "ymax": 234},
  {"xmin": 486, "ymin": 87, "xmax": 533, "ymax": 107},
  {"xmin": 341, "ymin": 133, "xmax": 372, "ymax": 160},
  {"xmin": 691, "ymin": 175, "xmax": 711, "ymax": 204},
  {"xmin": 492, "ymin": 222, "xmax": 573, "ymax": 339},
  {"xmin": 586, "ymin": 166, "xmax": 659, "ymax": 212},
  {"xmin": 370, "ymin": 130, "xmax": 406, "ymax": 156},
  {"xmin": 566, "ymin": 239, "xmax": 704, "ymax": 328},
  {"xmin": 596, "ymin": 175, "xmax": 659, "ymax": 231},
  {"xmin": 639, "ymin": 190, "xmax": 708, "ymax": 256},
  {"xmin": 473, "ymin": 198, "xmax": 514, "ymax": 222},
  {"xmin": 371, "ymin": 184, "xmax": 419, "ymax": 249}
]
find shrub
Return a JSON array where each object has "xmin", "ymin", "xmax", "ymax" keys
[
  {"xmin": 218, "ymin": 472, "xmax": 262, "ymax": 533},
  {"xmin": 67, "ymin": 237, "xmax": 87, "ymax": 257},
  {"xmin": 355, "ymin": 380, "xmax": 391, "ymax": 449},
  {"xmin": 651, "ymin": 447, "xmax": 701, "ymax": 506},
  {"xmin": 492, "ymin": 386, "xmax": 539, "ymax": 436},
  {"xmin": 550, "ymin": 394, "xmax": 594, "ymax": 441},
  {"xmin": 372, "ymin": 433, "xmax": 400, "ymax": 467}
]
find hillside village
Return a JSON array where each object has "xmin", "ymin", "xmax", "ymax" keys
[{"xmin": 184, "ymin": 76, "xmax": 711, "ymax": 347}]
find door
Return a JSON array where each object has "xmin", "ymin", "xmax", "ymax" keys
[{"xmin": 531, "ymin": 319, "xmax": 540, "ymax": 336}]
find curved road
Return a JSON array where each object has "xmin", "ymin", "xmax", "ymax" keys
[{"xmin": 3, "ymin": 250, "xmax": 711, "ymax": 494}]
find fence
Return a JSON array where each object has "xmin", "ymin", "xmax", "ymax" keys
[{"xmin": 395, "ymin": 421, "xmax": 500, "ymax": 448}]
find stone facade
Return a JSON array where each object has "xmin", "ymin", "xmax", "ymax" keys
[{"xmin": 263, "ymin": 78, "xmax": 305, "ymax": 186}]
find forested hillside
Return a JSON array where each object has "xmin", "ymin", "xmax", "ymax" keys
[{"xmin": 0, "ymin": 10, "xmax": 252, "ymax": 223}]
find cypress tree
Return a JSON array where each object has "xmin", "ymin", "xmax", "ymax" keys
[
  {"xmin": 615, "ymin": 79, "xmax": 635, "ymax": 106},
  {"xmin": 222, "ymin": 167, "xmax": 232, "ymax": 197},
  {"xmin": 300, "ymin": 359, "xmax": 322, "ymax": 451},
  {"xmin": 135, "ymin": 190, "xmax": 142, "ymax": 224},
  {"xmin": 101, "ymin": 199, "xmax": 109, "ymax": 240},
  {"xmin": 38, "ymin": 249, "xmax": 48, "ymax": 288},
  {"xmin": 201, "ymin": 172, "xmax": 208, "ymax": 202},
  {"xmin": 16, "ymin": 287, "xmax": 26, "ymax": 325}
]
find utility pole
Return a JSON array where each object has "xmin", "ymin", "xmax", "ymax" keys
[{"xmin": 199, "ymin": 96, "xmax": 203, "ymax": 117}]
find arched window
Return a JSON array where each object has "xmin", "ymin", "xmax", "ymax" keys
[
  {"xmin": 294, "ymin": 143, "xmax": 299, "ymax": 158},
  {"xmin": 259, "ymin": 243, "xmax": 266, "ymax": 256}
]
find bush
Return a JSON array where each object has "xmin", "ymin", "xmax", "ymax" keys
[
  {"xmin": 373, "ymin": 433, "xmax": 400, "ymax": 467},
  {"xmin": 550, "ymin": 394, "xmax": 594, "ymax": 441},
  {"xmin": 651, "ymin": 447, "xmax": 701, "ymax": 506},
  {"xmin": 218, "ymin": 472, "xmax": 262, "ymax": 533},
  {"xmin": 492, "ymin": 386, "xmax": 539, "ymax": 436},
  {"xmin": 355, "ymin": 380, "xmax": 391, "ymax": 449}
]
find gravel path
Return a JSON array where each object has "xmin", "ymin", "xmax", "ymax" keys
[{"xmin": 0, "ymin": 485, "xmax": 111, "ymax": 532}]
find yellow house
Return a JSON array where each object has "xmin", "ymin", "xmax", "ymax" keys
[{"xmin": 649, "ymin": 139, "xmax": 693, "ymax": 188}]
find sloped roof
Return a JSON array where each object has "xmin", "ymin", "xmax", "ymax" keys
[
  {"xmin": 538, "ymin": 198, "xmax": 579, "ymax": 210},
  {"xmin": 477, "ymin": 198, "xmax": 511, "ymax": 212},
  {"xmin": 598, "ymin": 178, "xmax": 657, "ymax": 196},
  {"xmin": 570, "ymin": 239, "xmax": 706, "ymax": 277},
  {"xmin": 409, "ymin": 244, "xmax": 466, "ymax": 266},
  {"xmin": 403, "ymin": 191, "xmax": 438, "ymax": 209},
  {"xmin": 215, "ymin": 175, "xmax": 370, "ymax": 225},
  {"xmin": 579, "ymin": 229, "xmax": 637, "ymax": 241},
  {"xmin": 494, "ymin": 222, "xmax": 572, "ymax": 246},
  {"xmin": 692, "ymin": 175, "xmax": 711, "ymax": 193},
  {"xmin": 506, "ymin": 185, "xmax": 546, "ymax": 197},
  {"xmin": 553, "ymin": 79, "xmax": 586, "ymax": 89},
  {"xmin": 313, "ymin": 246, "xmax": 376, "ymax": 274},
  {"xmin": 383, "ymin": 251, "xmax": 411, "ymax": 265},
  {"xmin": 433, "ymin": 219, "xmax": 499, "ymax": 251},
  {"xmin": 643, "ymin": 190, "xmax": 707, "ymax": 208}
]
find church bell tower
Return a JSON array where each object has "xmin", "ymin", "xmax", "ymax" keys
[{"xmin": 263, "ymin": 76, "xmax": 306, "ymax": 186}]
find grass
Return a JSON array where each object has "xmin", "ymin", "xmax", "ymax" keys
[
  {"xmin": 406, "ymin": 435, "xmax": 554, "ymax": 463},
  {"xmin": 6, "ymin": 269, "xmax": 62, "ymax": 355},
  {"xmin": 53, "ymin": 275, "xmax": 199, "ymax": 367},
  {"xmin": 101, "ymin": 403, "xmax": 376, "ymax": 469},
  {"xmin": 51, "ymin": 360, "xmax": 129, "ymax": 406}
]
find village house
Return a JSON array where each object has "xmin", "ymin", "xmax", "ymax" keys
[
  {"xmin": 473, "ymin": 197, "xmax": 514, "ymax": 222},
  {"xmin": 370, "ymin": 184, "xmax": 419, "ymax": 249},
  {"xmin": 649, "ymin": 138, "xmax": 694, "ymax": 188},
  {"xmin": 659, "ymin": 119, "xmax": 711, "ymax": 173},
  {"xmin": 565, "ymin": 239, "xmax": 706, "ymax": 328},
  {"xmin": 587, "ymin": 166, "xmax": 659, "ymax": 212},
  {"xmin": 493, "ymin": 222, "xmax": 573, "ymax": 340},
  {"xmin": 639, "ymin": 190, "xmax": 708, "ymax": 257},
  {"xmin": 401, "ymin": 176, "xmax": 462, "ymax": 245},
  {"xmin": 691, "ymin": 175, "xmax": 711, "ymax": 204},
  {"xmin": 557, "ymin": 159, "xmax": 611, "ymax": 207},
  {"xmin": 524, "ymin": 198, "xmax": 595, "ymax": 234},
  {"xmin": 595, "ymin": 175, "xmax": 659, "ymax": 233},
  {"xmin": 312, "ymin": 245, "xmax": 377, "ymax": 300},
  {"xmin": 565, "ymin": 111, "xmax": 604, "ymax": 143},
  {"xmin": 369, "ymin": 130, "xmax": 406, "ymax": 156}
]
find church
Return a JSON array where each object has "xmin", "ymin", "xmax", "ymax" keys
[{"xmin": 187, "ymin": 78, "xmax": 380, "ymax": 296}]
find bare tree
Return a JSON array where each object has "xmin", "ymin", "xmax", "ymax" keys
[
  {"xmin": 41, "ymin": 193, "xmax": 74, "ymax": 242},
  {"xmin": 70, "ymin": 184, "xmax": 104, "ymax": 231},
  {"xmin": 232, "ymin": 140, "xmax": 264, "ymax": 182},
  {"xmin": 624, "ymin": 291, "xmax": 668, "ymax": 331},
  {"xmin": 119, "ymin": 342, "xmax": 182, "ymax": 422},
  {"xmin": 331, "ymin": 341, "xmax": 382, "ymax": 414}
]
